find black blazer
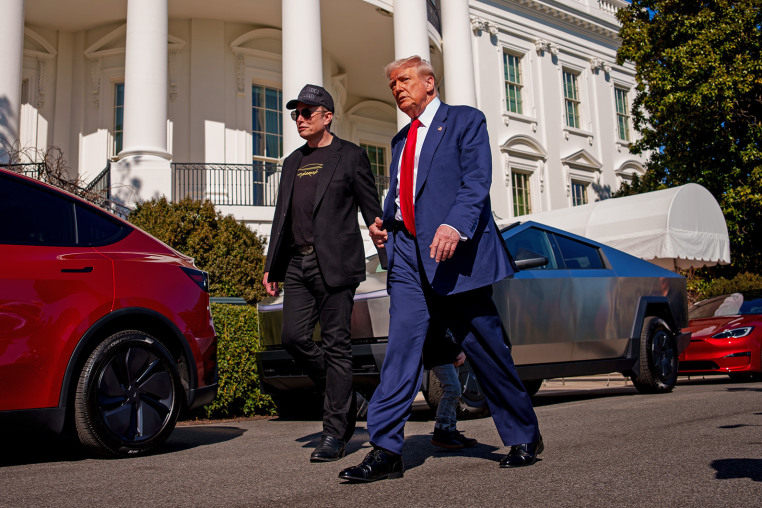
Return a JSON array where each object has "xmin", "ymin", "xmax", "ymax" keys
[{"xmin": 264, "ymin": 136, "xmax": 382, "ymax": 288}]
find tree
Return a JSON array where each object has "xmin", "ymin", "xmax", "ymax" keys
[
  {"xmin": 129, "ymin": 197, "xmax": 268, "ymax": 303},
  {"xmin": 616, "ymin": 0, "xmax": 762, "ymax": 273}
]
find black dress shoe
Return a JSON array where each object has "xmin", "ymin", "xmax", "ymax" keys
[
  {"xmin": 310, "ymin": 435, "xmax": 346, "ymax": 463},
  {"xmin": 499, "ymin": 437, "xmax": 544, "ymax": 468},
  {"xmin": 338, "ymin": 448, "xmax": 404, "ymax": 482}
]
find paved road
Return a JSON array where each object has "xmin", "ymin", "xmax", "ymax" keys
[{"xmin": 2, "ymin": 377, "xmax": 760, "ymax": 507}]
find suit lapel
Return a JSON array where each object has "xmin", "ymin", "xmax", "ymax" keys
[
  {"xmin": 313, "ymin": 137, "xmax": 341, "ymax": 213},
  {"xmin": 416, "ymin": 103, "xmax": 448, "ymax": 197},
  {"xmin": 385, "ymin": 126, "xmax": 408, "ymax": 216}
]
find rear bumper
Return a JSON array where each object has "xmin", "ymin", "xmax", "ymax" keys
[
  {"xmin": 258, "ymin": 343, "xmax": 387, "ymax": 392},
  {"xmin": 187, "ymin": 383, "xmax": 218, "ymax": 410}
]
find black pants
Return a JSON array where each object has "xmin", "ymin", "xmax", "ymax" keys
[{"xmin": 281, "ymin": 251, "xmax": 357, "ymax": 439}]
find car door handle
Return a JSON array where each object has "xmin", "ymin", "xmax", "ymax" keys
[{"xmin": 61, "ymin": 267, "xmax": 94, "ymax": 273}]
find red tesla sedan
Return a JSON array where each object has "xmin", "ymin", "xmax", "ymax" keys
[
  {"xmin": 679, "ymin": 290, "xmax": 762, "ymax": 381},
  {"xmin": 0, "ymin": 168, "xmax": 217, "ymax": 456}
]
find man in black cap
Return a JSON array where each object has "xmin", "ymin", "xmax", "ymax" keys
[{"xmin": 263, "ymin": 84, "xmax": 382, "ymax": 462}]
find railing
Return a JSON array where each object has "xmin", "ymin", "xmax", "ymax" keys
[
  {"xmin": 1, "ymin": 161, "xmax": 131, "ymax": 219},
  {"xmin": 172, "ymin": 161, "xmax": 282, "ymax": 206},
  {"xmin": 598, "ymin": 0, "xmax": 627, "ymax": 15},
  {"xmin": 172, "ymin": 162, "xmax": 391, "ymax": 207},
  {"xmin": 1, "ymin": 162, "xmax": 46, "ymax": 180},
  {"xmin": 84, "ymin": 162, "xmax": 111, "ymax": 197}
]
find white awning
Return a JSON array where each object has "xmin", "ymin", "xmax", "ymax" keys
[{"xmin": 502, "ymin": 183, "xmax": 731, "ymax": 271}]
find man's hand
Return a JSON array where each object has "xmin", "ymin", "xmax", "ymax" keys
[
  {"xmin": 453, "ymin": 352, "xmax": 466, "ymax": 368},
  {"xmin": 369, "ymin": 216, "xmax": 388, "ymax": 247},
  {"xmin": 430, "ymin": 225, "xmax": 460, "ymax": 262},
  {"xmin": 262, "ymin": 271, "xmax": 280, "ymax": 297}
]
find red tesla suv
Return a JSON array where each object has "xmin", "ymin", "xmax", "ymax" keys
[
  {"xmin": 0, "ymin": 168, "xmax": 217, "ymax": 456},
  {"xmin": 679, "ymin": 290, "xmax": 762, "ymax": 381}
]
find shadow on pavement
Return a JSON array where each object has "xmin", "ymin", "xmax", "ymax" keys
[
  {"xmin": 0, "ymin": 425, "xmax": 246, "ymax": 467},
  {"xmin": 712, "ymin": 458, "xmax": 762, "ymax": 482}
]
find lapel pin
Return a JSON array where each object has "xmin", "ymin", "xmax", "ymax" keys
[{"xmin": 437, "ymin": 126, "xmax": 442, "ymax": 131}]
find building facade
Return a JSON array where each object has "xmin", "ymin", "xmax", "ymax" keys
[{"xmin": 0, "ymin": 0, "xmax": 644, "ymax": 244}]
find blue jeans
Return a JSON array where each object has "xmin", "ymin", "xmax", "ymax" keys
[{"xmin": 432, "ymin": 363, "xmax": 461, "ymax": 431}]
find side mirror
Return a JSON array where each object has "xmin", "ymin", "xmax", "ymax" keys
[
  {"xmin": 515, "ymin": 255, "xmax": 549, "ymax": 270},
  {"xmin": 512, "ymin": 247, "xmax": 549, "ymax": 270}
]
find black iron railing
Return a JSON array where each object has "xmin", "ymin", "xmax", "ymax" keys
[
  {"xmin": 1, "ymin": 161, "xmax": 130, "ymax": 219},
  {"xmin": 172, "ymin": 162, "xmax": 391, "ymax": 207},
  {"xmin": 172, "ymin": 161, "xmax": 282, "ymax": 206},
  {"xmin": 84, "ymin": 162, "xmax": 111, "ymax": 196},
  {"xmin": 1, "ymin": 162, "xmax": 46, "ymax": 180}
]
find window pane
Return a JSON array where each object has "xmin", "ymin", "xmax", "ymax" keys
[
  {"xmin": 553, "ymin": 234, "xmax": 603, "ymax": 269},
  {"xmin": 76, "ymin": 204, "xmax": 125, "ymax": 245},
  {"xmin": 265, "ymin": 88, "xmax": 280, "ymax": 111},
  {"xmin": 114, "ymin": 83, "xmax": 125, "ymax": 154},
  {"xmin": 265, "ymin": 134, "xmax": 280, "ymax": 159},
  {"xmin": 615, "ymin": 88, "xmax": 630, "ymax": 141},
  {"xmin": 0, "ymin": 176, "xmax": 76, "ymax": 245},
  {"xmin": 571, "ymin": 181, "xmax": 588, "ymax": 206},
  {"xmin": 512, "ymin": 172, "xmax": 531, "ymax": 216},
  {"xmin": 503, "ymin": 53, "xmax": 523, "ymax": 115},
  {"xmin": 503, "ymin": 227, "xmax": 558, "ymax": 270},
  {"xmin": 253, "ymin": 85, "xmax": 282, "ymax": 159}
]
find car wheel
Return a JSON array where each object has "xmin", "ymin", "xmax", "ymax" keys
[
  {"xmin": 74, "ymin": 330, "xmax": 182, "ymax": 457},
  {"xmin": 521, "ymin": 379, "xmax": 543, "ymax": 398},
  {"xmin": 632, "ymin": 316, "xmax": 678, "ymax": 394},
  {"xmin": 456, "ymin": 360, "xmax": 491, "ymax": 420}
]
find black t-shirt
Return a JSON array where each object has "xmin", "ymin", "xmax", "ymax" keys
[{"xmin": 290, "ymin": 139, "xmax": 334, "ymax": 246}]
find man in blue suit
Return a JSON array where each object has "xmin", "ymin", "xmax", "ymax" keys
[{"xmin": 339, "ymin": 56, "xmax": 543, "ymax": 483}]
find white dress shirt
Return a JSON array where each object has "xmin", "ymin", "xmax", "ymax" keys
[{"xmin": 394, "ymin": 97, "xmax": 464, "ymax": 239}]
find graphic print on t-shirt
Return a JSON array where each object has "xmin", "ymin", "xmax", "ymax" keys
[{"xmin": 297, "ymin": 163, "xmax": 322, "ymax": 178}]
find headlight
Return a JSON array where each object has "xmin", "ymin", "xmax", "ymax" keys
[{"xmin": 711, "ymin": 326, "xmax": 754, "ymax": 339}]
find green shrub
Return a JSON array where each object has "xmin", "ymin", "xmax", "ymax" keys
[
  {"xmin": 690, "ymin": 272, "xmax": 762, "ymax": 303},
  {"xmin": 129, "ymin": 197, "xmax": 267, "ymax": 303},
  {"xmin": 201, "ymin": 303, "xmax": 276, "ymax": 418}
]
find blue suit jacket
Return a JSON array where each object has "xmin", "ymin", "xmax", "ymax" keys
[{"xmin": 381, "ymin": 102, "xmax": 514, "ymax": 295}]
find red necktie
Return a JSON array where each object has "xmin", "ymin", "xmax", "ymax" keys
[{"xmin": 400, "ymin": 118, "xmax": 421, "ymax": 236}]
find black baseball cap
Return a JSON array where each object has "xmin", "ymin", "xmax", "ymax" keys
[{"xmin": 286, "ymin": 84, "xmax": 334, "ymax": 112}]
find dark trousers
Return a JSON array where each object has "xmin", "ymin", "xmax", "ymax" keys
[
  {"xmin": 281, "ymin": 251, "xmax": 357, "ymax": 439},
  {"xmin": 366, "ymin": 229, "xmax": 539, "ymax": 454}
]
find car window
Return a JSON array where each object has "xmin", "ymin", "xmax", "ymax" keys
[
  {"xmin": 0, "ymin": 175, "xmax": 76, "ymax": 245},
  {"xmin": 690, "ymin": 291, "xmax": 762, "ymax": 318},
  {"xmin": 504, "ymin": 227, "xmax": 559, "ymax": 270},
  {"xmin": 76, "ymin": 204, "xmax": 127, "ymax": 245},
  {"xmin": 552, "ymin": 233, "xmax": 604, "ymax": 269}
]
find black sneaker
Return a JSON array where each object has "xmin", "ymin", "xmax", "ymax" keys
[{"xmin": 431, "ymin": 428, "xmax": 465, "ymax": 449}]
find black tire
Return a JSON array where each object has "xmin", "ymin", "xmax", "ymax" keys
[
  {"xmin": 631, "ymin": 316, "xmax": 678, "ymax": 394},
  {"xmin": 456, "ymin": 360, "xmax": 491, "ymax": 420},
  {"xmin": 521, "ymin": 379, "xmax": 543, "ymax": 398},
  {"xmin": 74, "ymin": 331, "xmax": 182, "ymax": 457}
]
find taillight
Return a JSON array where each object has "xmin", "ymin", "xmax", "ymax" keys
[{"xmin": 181, "ymin": 266, "xmax": 209, "ymax": 292}]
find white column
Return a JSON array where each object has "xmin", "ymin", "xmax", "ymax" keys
[
  {"xmin": 282, "ymin": 0, "xmax": 323, "ymax": 155},
  {"xmin": 120, "ymin": 0, "xmax": 169, "ymax": 159},
  {"xmin": 111, "ymin": 0, "xmax": 171, "ymax": 207},
  {"xmin": 393, "ymin": 0, "xmax": 430, "ymax": 128},
  {"xmin": 0, "ymin": 0, "xmax": 25, "ymax": 162},
  {"xmin": 440, "ymin": 0, "xmax": 477, "ymax": 107}
]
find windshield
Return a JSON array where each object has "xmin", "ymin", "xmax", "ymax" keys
[{"xmin": 689, "ymin": 290, "xmax": 762, "ymax": 319}]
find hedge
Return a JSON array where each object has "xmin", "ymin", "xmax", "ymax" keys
[
  {"xmin": 198, "ymin": 303, "xmax": 276, "ymax": 418},
  {"xmin": 688, "ymin": 271, "xmax": 762, "ymax": 304}
]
